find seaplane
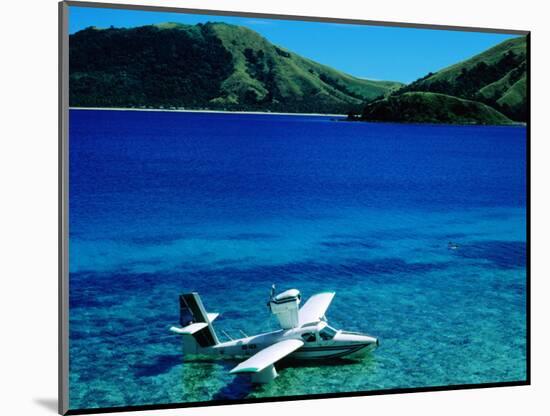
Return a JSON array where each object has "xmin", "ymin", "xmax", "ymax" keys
[{"xmin": 169, "ymin": 286, "xmax": 378, "ymax": 383}]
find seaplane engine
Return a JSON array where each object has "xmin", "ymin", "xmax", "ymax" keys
[{"xmin": 268, "ymin": 286, "xmax": 301, "ymax": 329}]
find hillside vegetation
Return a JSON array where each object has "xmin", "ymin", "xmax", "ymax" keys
[
  {"xmin": 355, "ymin": 92, "xmax": 514, "ymax": 125},
  {"xmin": 70, "ymin": 23, "xmax": 527, "ymax": 124},
  {"xmin": 69, "ymin": 22, "xmax": 402, "ymax": 113},
  {"xmin": 389, "ymin": 36, "xmax": 527, "ymax": 122}
]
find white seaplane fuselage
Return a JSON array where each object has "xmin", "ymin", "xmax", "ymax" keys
[{"xmin": 184, "ymin": 321, "xmax": 377, "ymax": 361}]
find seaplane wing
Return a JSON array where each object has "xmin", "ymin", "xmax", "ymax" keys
[
  {"xmin": 298, "ymin": 292, "xmax": 335, "ymax": 325},
  {"xmin": 230, "ymin": 339, "xmax": 304, "ymax": 374}
]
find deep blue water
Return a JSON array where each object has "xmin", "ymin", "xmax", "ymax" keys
[{"xmin": 68, "ymin": 110, "xmax": 527, "ymax": 410}]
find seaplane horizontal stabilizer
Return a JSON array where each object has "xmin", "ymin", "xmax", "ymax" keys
[
  {"xmin": 169, "ymin": 322, "xmax": 208, "ymax": 335},
  {"xmin": 207, "ymin": 312, "xmax": 219, "ymax": 322}
]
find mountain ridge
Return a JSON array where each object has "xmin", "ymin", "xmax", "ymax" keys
[
  {"xmin": 354, "ymin": 36, "xmax": 527, "ymax": 124},
  {"xmin": 390, "ymin": 36, "xmax": 527, "ymax": 121},
  {"xmin": 69, "ymin": 22, "xmax": 402, "ymax": 114}
]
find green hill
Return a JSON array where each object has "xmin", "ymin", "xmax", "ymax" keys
[
  {"xmin": 355, "ymin": 92, "xmax": 514, "ymax": 125},
  {"xmin": 395, "ymin": 36, "xmax": 527, "ymax": 121},
  {"xmin": 69, "ymin": 22, "xmax": 402, "ymax": 113}
]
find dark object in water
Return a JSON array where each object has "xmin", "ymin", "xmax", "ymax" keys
[{"xmin": 448, "ymin": 241, "xmax": 460, "ymax": 250}]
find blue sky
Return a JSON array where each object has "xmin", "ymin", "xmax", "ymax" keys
[{"xmin": 69, "ymin": 6, "xmax": 517, "ymax": 84}]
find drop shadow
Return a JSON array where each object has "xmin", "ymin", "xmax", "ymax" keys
[{"xmin": 33, "ymin": 398, "xmax": 58, "ymax": 413}]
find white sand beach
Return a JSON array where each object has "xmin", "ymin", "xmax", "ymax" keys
[{"xmin": 69, "ymin": 107, "xmax": 346, "ymax": 117}]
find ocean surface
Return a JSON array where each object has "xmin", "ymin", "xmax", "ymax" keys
[{"xmin": 68, "ymin": 110, "xmax": 527, "ymax": 410}]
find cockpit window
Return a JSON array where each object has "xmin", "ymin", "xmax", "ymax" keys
[
  {"xmin": 319, "ymin": 326, "xmax": 337, "ymax": 341},
  {"xmin": 301, "ymin": 332, "xmax": 316, "ymax": 343}
]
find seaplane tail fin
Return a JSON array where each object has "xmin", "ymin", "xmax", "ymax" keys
[
  {"xmin": 230, "ymin": 339, "xmax": 303, "ymax": 383},
  {"xmin": 298, "ymin": 291, "xmax": 335, "ymax": 326},
  {"xmin": 176, "ymin": 293, "xmax": 220, "ymax": 347}
]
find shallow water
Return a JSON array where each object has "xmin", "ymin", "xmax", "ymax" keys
[{"xmin": 68, "ymin": 110, "xmax": 527, "ymax": 409}]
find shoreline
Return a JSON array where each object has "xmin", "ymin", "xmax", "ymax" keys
[
  {"xmin": 69, "ymin": 107, "xmax": 346, "ymax": 117},
  {"xmin": 69, "ymin": 107, "xmax": 525, "ymax": 127},
  {"xmin": 345, "ymin": 117, "xmax": 526, "ymax": 127}
]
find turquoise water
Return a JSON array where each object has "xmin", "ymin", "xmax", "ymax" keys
[{"xmin": 68, "ymin": 110, "xmax": 527, "ymax": 409}]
